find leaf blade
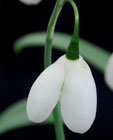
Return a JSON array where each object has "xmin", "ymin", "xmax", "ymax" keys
[
  {"xmin": 0, "ymin": 99, "xmax": 53, "ymax": 135},
  {"xmin": 13, "ymin": 32, "xmax": 111, "ymax": 72}
]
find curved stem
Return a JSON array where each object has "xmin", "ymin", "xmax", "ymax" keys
[
  {"xmin": 66, "ymin": 0, "xmax": 79, "ymax": 60},
  {"xmin": 44, "ymin": 0, "xmax": 65, "ymax": 140},
  {"xmin": 44, "ymin": 0, "xmax": 64, "ymax": 67}
]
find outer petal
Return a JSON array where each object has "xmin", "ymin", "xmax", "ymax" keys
[
  {"xmin": 19, "ymin": 0, "xmax": 41, "ymax": 5},
  {"xmin": 105, "ymin": 53, "xmax": 113, "ymax": 90},
  {"xmin": 27, "ymin": 56, "xmax": 65, "ymax": 122},
  {"xmin": 61, "ymin": 56, "xmax": 97, "ymax": 134}
]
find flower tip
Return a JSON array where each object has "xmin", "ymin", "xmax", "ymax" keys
[
  {"xmin": 105, "ymin": 53, "xmax": 113, "ymax": 91},
  {"xmin": 77, "ymin": 125, "xmax": 93, "ymax": 134},
  {"xmin": 19, "ymin": 0, "xmax": 42, "ymax": 5},
  {"xmin": 26, "ymin": 102, "xmax": 47, "ymax": 123},
  {"xmin": 26, "ymin": 104, "xmax": 39, "ymax": 123},
  {"xmin": 64, "ymin": 119, "xmax": 94, "ymax": 134}
]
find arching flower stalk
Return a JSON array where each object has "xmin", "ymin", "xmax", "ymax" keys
[
  {"xmin": 27, "ymin": 55, "xmax": 97, "ymax": 134},
  {"xmin": 19, "ymin": 0, "xmax": 41, "ymax": 5},
  {"xmin": 105, "ymin": 53, "xmax": 113, "ymax": 90}
]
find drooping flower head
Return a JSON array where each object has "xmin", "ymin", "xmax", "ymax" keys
[
  {"xmin": 27, "ymin": 55, "xmax": 97, "ymax": 134},
  {"xmin": 105, "ymin": 53, "xmax": 113, "ymax": 90},
  {"xmin": 19, "ymin": 0, "xmax": 41, "ymax": 5}
]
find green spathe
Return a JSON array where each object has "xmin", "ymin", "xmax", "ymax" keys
[
  {"xmin": 66, "ymin": 38, "xmax": 79, "ymax": 60},
  {"xmin": 66, "ymin": 0, "xmax": 79, "ymax": 60}
]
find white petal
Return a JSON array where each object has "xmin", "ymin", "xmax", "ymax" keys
[
  {"xmin": 61, "ymin": 56, "xmax": 97, "ymax": 134},
  {"xmin": 19, "ymin": 0, "xmax": 41, "ymax": 5},
  {"xmin": 105, "ymin": 53, "xmax": 113, "ymax": 91},
  {"xmin": 27, "ymin": 56, "xmax": 65, "ymax": 122}
]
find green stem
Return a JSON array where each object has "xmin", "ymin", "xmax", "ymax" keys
[
  {"xmin": 44, "ymin": 0, "xmax": 65, "ymax": 140},
  {"xmin": 66, "ymin": 0, "xmax": 79, "ymax": 60},
  {"xmin": 53, "ymin": 103, "xmax": 65, "ymax": 140},
  {"xmin": 44, "ymin": 0, "xmax": 65, "ymax": 67}
]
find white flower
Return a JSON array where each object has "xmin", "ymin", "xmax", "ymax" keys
[
  {"xmin": 19, "ymin": 0, "xmax": 41, "ymax": 5},
  {"xmin": 27, "ymin": 55, "xmax": 97, "ymax": 134},
  {"xmin": 105, "ymin": 53, "xmax": 113, "ymax": 90}
]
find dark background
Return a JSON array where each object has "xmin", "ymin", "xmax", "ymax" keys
[{"xmin": 0, "ymin": 0, "xmax": 113, "ymax": 139}]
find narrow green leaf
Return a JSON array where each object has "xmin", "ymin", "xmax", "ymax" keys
[
  {"xmin": 13, "ymin": 32, "xmax": 111, "ymax": 73},
  {"xmin": 0, "ymin": 99, "xmax": 53, "ymax": 135},
  {"xmin": 79, "ymin": 39, "xmax": 110, "ymax": 72}
]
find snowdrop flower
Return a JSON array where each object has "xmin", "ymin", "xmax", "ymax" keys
[
  {"xmin": 19, "ymin": 0, "xmax": 41, "ymax": 5},
  {"xmin": 105, "ymin": 53, "xmax": 113, "ymax": 90},
  {"xmin": 27, "ymin": 55, "xmax": 97, "ymax": 134}
]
